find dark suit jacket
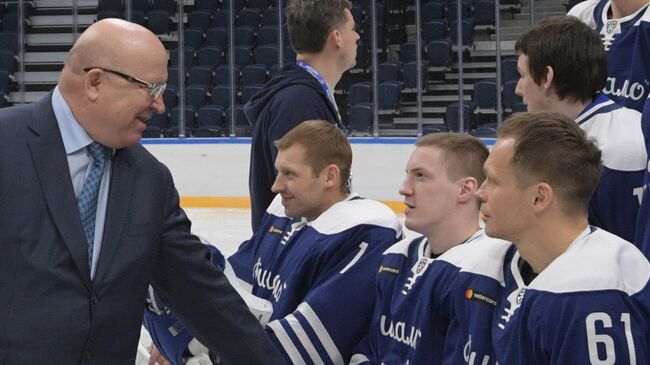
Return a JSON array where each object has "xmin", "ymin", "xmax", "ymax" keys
[{"xmin": 0, "ymin": 95, "xmax": 282, "ymax": 364}]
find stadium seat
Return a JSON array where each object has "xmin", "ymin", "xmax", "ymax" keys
[
  {"xmin": 449, "ymin": 19, "xmax": 474, "ymax": 46},
  {"xmin": 225, "ymin": 105, "xmax": 251, "ymax": 136},
  {"xmin": 241, "ymin": 64, "xmax": 268, "ymax": 86},
  {"xmin": 212, "ymin": 9, "xmax": 230, "ymax": 28},
  {"xmin": 421, "ymin": 20, "xmax": 447, "ymax": 43},
  {"xmin": 214, "ymin": 65, "xmax": 240, "ymax": 86},
  {"xmin": 162, "ymin": 85, "xmax": 178, "ymax": 110},
  {"xmin": 502, "ymin": 79, "xmax": 523, "ymax": 110},
  {"xmin": 197, "ymin": 46, "xmax": 223, "ymax": 68},
  {"xmin": 195, "ymin": 0, "xmax": 219, "ymax": 13},
  {"xmin": 511, "ymin": 102, "xmax": 527, "ymax": 113},
  {"xmin": 0, "ymin": 70, "xmax": 9, "ymax": 93},
  {"xmin": 234, "ymin": 26, "xmax": 255, "ymax": 47},
  {"xmin": 348, "ymin": 103, "xmax": 373, "ymax": 135},
  {"xmin": 146, "ymin": 10, "xmax": 170, "ymax": 34},
  {"xmin": 0, "ymin": 49, "xmax": 15, "ymax": 72},
  {"xmin": 188, "ymin": 65, "xmax": 214, "ymax": 88},
  {"xmin": 151, "ymin": 0, "xmax": 175, "ymax": 13},
  {"xmin": 233, "ymin": 46, "xmax": 251, "ymax": 68},
  {"xmin": 348, "ymin": 82, "xmax": 372, "ymax": 106},
  {"xmin": 445, "ymin": 102, "xmax": 475, "ymax": 132},
  {"xmin": 421, "ymin": 2, "xmax": 444, "ymax": 22},
  {"xmin": 399, "ymin": 42, "xmax": 418, "ymax": 64},
  {"xmin": 237, "ymin": 8, "xmax": 261, "ymax": 28},
  {"xmin": 256, "ymin": 25, "xmax": 278, "ymax": 46},
  {"xmin": 248, "ymin": 0, "xmax": 270, "ymax": 9},
  {"xmin": 2, "ymin": 13, "xmax": 21, "ymax": 32},
  {"xmin": 129, "ymin": 0, "xmax": 149, "ymax": 13},
  {"xmin": 378, "ymin": 62, "xmax": 400, "ymax": 83},
  {"xmin": 501, "ymin": 58, "xmax": 519, "ymax": 84},
  {"xmin": 195, "ymin": 105, "xmax": 225, "ymax": 137},
  {"xmin": 422, "ymin": 124, "xmax": 449, "ymax": 135},
  {"xmin": 169, "ymin": 47, "xmax": 195, "ymax": 67},
  {"xmin": 97, "ymin": 10, "xmax": 121, "ymax": 21},
  {"xmin": 262, "ymin": 7, "xmax": 279, "ymax": 26},
  {"xmin": 222, "ymin": 0, "xmax": 245, "ymax": 12},
  {"xmin": 241, "ymin": 84, "xmax": 263, "ymax": 104},
  {"xmin": 166, "ymin": 66, "xmax": 186, "ymax": 88},
  {"xmin": 98, "ymin": 0, "xmax": 122, "ymax": 12},
  {"xmin": 183, "ymin": 28, "xmax": 205, "ymax": 52},
  {"xmin": 169, "ymin": 106, "xmax": 197, "ymax": 137},
  {"xmin": 447, "ymin": 0, "xmax": 472, "ymax": 20},
  {"xmin": 472, "ymin": 79, "xmax": 498, "ymax": 110},
  {"xmin": 402, "ymin": 61, "xmax": 426, "ymax": 89},
  {"xmin": 474, "ymin": 1, "xmax": 496, "ymax": 26},
  {"xmin": 184, "ymin": 85, "xmax": 209, "ymax": 110},
  {"xmin": 378, "ymin": 81, "xmax": 401, "ymax": 110},
  {"xmin": 205, "ymin": 27, "xmax": 228, "ymax": 48},
  {"xmin": 211, "ymin": 84, "xmax": 231, "ymax": 108},
  {"xmin": 126, "ymin": 10, "xmax": 146, "ymax": 26},
  {"xmin": 147, "ymin": 112, "xmax": 169, "ymax": 130},
  {"xmin": 0, "ymin": 31, "xmax": 19, "ymax": 54},
  {"xmin": 426, "ymin": 39, "xmax": 451, "ymax": 69},
  {"xmin": 254, "ymin": 45, "xmax": 278, "ymax": 69},
  {"xmin": 188, "ymin": 10, "xmax": 212, "ymax": 31}
]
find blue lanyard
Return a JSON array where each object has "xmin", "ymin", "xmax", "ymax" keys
[{"xmin": 296, "ymin": 61, "xmax": 341, "ymax": 124}]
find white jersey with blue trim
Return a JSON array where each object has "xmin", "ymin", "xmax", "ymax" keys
[
  {"xmin": 228, "ymin": 193, "xmax": 402, "ymax": 365},
  {"xmin": 569, "ymin": 0, "xmax": 650, "ymax": 111},
  {"xmin": 351, "ymin": 230, "xmax": 510, "ymax": 365},
  {"xmin": 493, "ymin": 227, "xmax": 650, "ymax": 364},
  {"xmin": 576, "ymin": 94, "xmax": 647, "ymax": 242},
  {"xmin": 636, "ymin": 95, "xmax": 650, "ymax": 258}
]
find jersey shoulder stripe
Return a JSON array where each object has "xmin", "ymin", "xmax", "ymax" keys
[{"xmin": 438, "ymin": 231, "xmax": 511, "ymax": 282}]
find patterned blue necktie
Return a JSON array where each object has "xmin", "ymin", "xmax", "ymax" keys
[{"xmin": 77, "ymin": 142, "xmax": 110, "ymax": 270}]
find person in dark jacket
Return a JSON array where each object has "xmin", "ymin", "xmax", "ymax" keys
[{"xmin": 246, "ymin": 0, "xmax": 360, "ymax": 230}]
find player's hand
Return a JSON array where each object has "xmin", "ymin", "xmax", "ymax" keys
[{"xmin": 148, "ymin": 344, "xmax": 172, "ymax": 365}]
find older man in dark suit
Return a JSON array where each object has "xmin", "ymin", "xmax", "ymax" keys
[{"xmin": 0, "ymin": 18, "xmax": 281, "ymax": 364}]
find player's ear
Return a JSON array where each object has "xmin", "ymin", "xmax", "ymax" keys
[
  {"xmin": 323, "ymin": 164, "xmax": 340, "ymax": 188},
  {"xmin": 532, "ymin": 182, "xmax": 554, "ymax": 213},
  {"xmin": 458, "ymin": 177, "xmax": 478, "ymax": 203},
  {"xmin": 542, "ymin": 66, "xmax": 554, "ymax": 91}
]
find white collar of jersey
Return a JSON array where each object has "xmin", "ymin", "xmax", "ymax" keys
[
  {"xmin": 266, "ymin": 193, "xmax": 403, "ymax": 236},
  {"xmin": 576, "ymin": 97, "xmax": 647, "ymax": 171},
  {"xmin": 600, "ymin": 1, "xmax": 650, "ymax": 25},
  {"xmin": 513, "ymin": 227, "xmax": 650, "ymax": 294}
]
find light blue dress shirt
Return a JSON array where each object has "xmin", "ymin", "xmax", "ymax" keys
[{"xmin": 52, "ymin": 86, "xmax": 113, "ymax": 279}]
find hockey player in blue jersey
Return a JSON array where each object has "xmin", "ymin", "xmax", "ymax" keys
[
  {"xmin": 637, "ymin": 97, "xmax": 650, "ymax": 258},
  {"xmin": 512, "ymin": 16, "xmax": 646, "ymax": 243},
  {"xmin": 145, "ymin": 120, "xmax": 402, "ymax": 365},
  {"xmin": 351, "ymin": 133, "xmax": 510, "ymax": 364},
  {"xmin": 569, "ymin": 0, "xmax": 650, "ymax": 112},
  {"xmin": 476, "ymin": 112, "xmax": 650, "ymax": 364}
]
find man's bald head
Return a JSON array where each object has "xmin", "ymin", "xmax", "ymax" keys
[
  {"xmin": 64, "ymin": 18, "xmax": 167, "ymax": 73},
  {"xmin": 59, "ymin": 18, "xmax": 168, "ymax": 149}
]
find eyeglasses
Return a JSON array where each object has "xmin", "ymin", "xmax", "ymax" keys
[{"xmin": 83, "ymin": 67, "xmax": 166, "ymax": 99}]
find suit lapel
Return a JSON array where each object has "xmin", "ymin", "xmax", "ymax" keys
[
  {"xmin": 94, "ymin": 148, "xmax": 136, "ymax": 288},
  {"xmin": 26, "ymin": 96, "xmax": 92, "ymax": 289}
]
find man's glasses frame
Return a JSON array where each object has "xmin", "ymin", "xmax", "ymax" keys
[{"xmin": 83, "ymin": 67, "xmax": 166, "ymax": 99}]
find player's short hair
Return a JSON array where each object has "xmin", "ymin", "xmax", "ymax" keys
[
  {"xmin": 415, "ymin": 133, "xmax": 489, "ymax": 184},
  {"xmin": 274, "ymin": 120, "xmax": 352, "ymax": 193},
  {"xmin": 498, "ymin": 112, "xmax": 602, "ymax": 215},
  {"xmin": 286, "ymin": 0, "xmax": 352, "ymax": 54},
  {"xmin": 515, "ymin": 16, "xmax": 607, "ymax": 103}
]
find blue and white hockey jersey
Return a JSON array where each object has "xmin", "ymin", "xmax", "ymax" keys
[
  {"xmin": 577, "ymin": 94, "xmax": 647, "ymax": 242},
  {"xmin": 493, "ymin": 227, "xmax": 650, "ymax": 364},
  {"xmin": 636, "ymin": 96, "xmax": 650, "ymax": 258},
  {"xmin": 228, "ymin": 193, "xmax": 402, "ymax": 365},
  {"xmin": 350, "ymin": 230, "xmax": 510, "ymax": 365},
  {"xmin": 569, "ymin": 0, "xmax": 650, "ymax": 111}
]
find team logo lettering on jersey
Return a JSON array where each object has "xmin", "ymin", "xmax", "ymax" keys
[
  {"xmin": 603, "ymin": 77, "xmax": 646, "ymax": 101},
  {"xmin": 463, "ymin": 334, "xmax": 495, "ymax": 365},
  {"xmin": 378, "ymin": 265, "xmax": 400, "ymax": 275},
  {"xmin": 465, "ymin": 288, "xmax": 497, "ymax": 307},
  {"xmin": 268, "ymin": 226, "xmax": 283, "ymax": 235},
  {"xmin": 252, "ymin": 257, "xmax": 287, "ymax": 302},
  {"xmin": 497, "ymin": 288, "xmax": 526, "ymax": 330},
  {"xmin": 402, "ymin": 258, "xmax": 432, "ymax": 295},
  {"xmin": 379, "ymin": 315, "xmax": 423, "ymax": 349}
]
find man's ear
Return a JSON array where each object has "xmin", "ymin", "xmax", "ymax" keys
[
  {"xmin": 323, "ymin": 164, "xmax": 341, "ymax": 188},
  {"xmin": 84, "ymin": 68, "xmax": 102, "ymax": 102},
  {"xmin": 532, "ymin": 182, "xmax": 554, "ymax": 213},
  {"xmin": 329, "ymin": 27, "xmax": 343, "ymax": 49},
  {"xmin": 542, "ymin": 66, "xmax": 554, "ymax": 91},
  {"xmin": 458, "ymin": 177, "xmax": 479, "ymax": 203}
]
